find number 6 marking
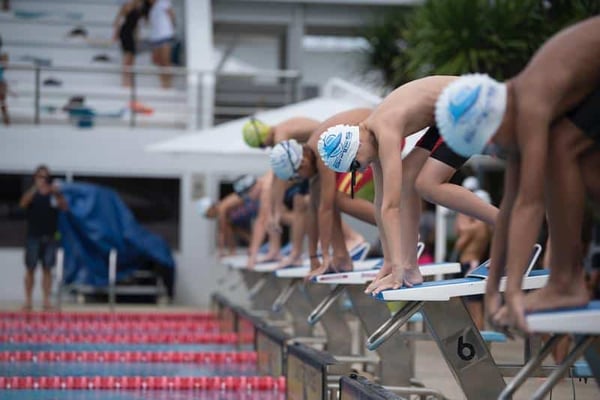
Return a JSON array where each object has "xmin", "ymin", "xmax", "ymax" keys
[{"xmin": 457, "ymin": 335, "xmax": 475, "ymax": 361}]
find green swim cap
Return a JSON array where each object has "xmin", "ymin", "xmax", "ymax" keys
[{"xmin": 242, "ymin": 118, "xmax": 271, "ymax": 148}]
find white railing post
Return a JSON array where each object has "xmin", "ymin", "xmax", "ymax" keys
[
  {"xmin": 434, "ymin": 205, "xmax": 449, "ymax": 280},
  {"xmin": 200, "ymin": 72, "xmax": 215, "ymax": 129},
  {"xmin": 55, "ymin": 247, "xmax": 65, "ymax": 310},
  {"xmin": 108, "ymin": 249, "xmax": 117, "ymax": 311},
  {"xmin": 186, "ymin": 71, "xmax": 199, "ymax": 130}
]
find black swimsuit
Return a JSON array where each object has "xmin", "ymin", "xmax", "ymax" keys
[
  {"xmin": 567, "ymin": 85, "xmax": 600, "ymax": 143},
  {"xmin": 119, "ymin": 7, "xmax": 142, "ymax": 54}
]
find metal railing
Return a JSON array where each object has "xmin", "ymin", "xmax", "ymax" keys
[{"xmin": 6, "ymin": 62, "xmax": 302, "ymax": 130}]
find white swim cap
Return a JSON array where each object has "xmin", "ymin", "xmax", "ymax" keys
[
  {"xmin": 317, "ymin": 124, "xmax": 360, "ymax": 173},
  {"xmin": 233, "ymin": 175, "xmax": 257, "ymax": 196},
  {"xmin": 435, "ymin": 74, "xmax": 507, "ymax": 157},
  {"xmin": 195, "ymin": 197, "xmax": 214, "ymax": 217},
  {"xmin": 474, "ymin": 189, "xmax": 492, "ymax": 205},
  {"xmin": 269, "ymin": 139, "xmax": 303, "ymax": 180},
  {"xmin": 462, "ymin": 176, "xmax": 480, "ymax": 192}
]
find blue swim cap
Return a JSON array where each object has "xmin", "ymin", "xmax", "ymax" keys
[
  {"xmin": 435, "ymin": 74, "xmax": 507, "ymax": 157},
  {"xmin": 269, "ymin": 139, "xmax": 303, "ymax": 180},
  {"xmin": 317, "ymin": 124, "xmax": 360, "ymax": 173}
]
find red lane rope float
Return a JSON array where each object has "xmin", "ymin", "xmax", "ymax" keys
[
  {"xmin": 0, "ymin": 320, "xmax": 220, "ymax": 332},
  {"xmin": 0, "ymin": 332, "xmax": 253, "ymax": 344},
  {"xmin": 0, "ymin": 312, "xmax": 216, "ymax": 321},
  {"xmin": 0, "ymin": 376, "xmax": 286, "ymax": 391},
  {"xmin": 0, "ymin": 351, "xmax": 257, "ymax": 364}
]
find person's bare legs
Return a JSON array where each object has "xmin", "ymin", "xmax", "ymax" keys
[
  {"xmin": 24, "ymin": 268, "xmax": 34, "ymax": 310},
  {"xmin": 157, "ymin": 44, "xmax": 172, "ymax": 88},
  {"xmin": 278, "ymin": 195, "xmax": 307, "ymax": 268},
  {"xmin": 42, "ymin": 268, "xmax": 53, "ymax": 310},
  {"xmin": 418, "ymin": 159, "xmax": 498, "ymax": 226},
  {"xmin": 308, "ymin": 209, "xmax": 353, "ymax": 278},
  {"xmin": 367, "ymin": 149, "xmax": 429, "ymax": 294},
  {"xmin": 122, "ymin": 52, "xmax": 134, "ymax": 87},
  {"xmin": 0, "ymin": 84, "xmax": 10, "ymax": 125},
  {"xmin": 341, "ymin": 220, "xmax": 365, "ymax": 252},
  {"xmin": 522, "ymin": 119, "xmax": 590, "ymax": 317},
  {"xmin": 466, "ymin": 299, "xmax": 484, "ymax": 330}
]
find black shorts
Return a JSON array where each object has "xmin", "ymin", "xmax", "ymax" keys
[
  {"xmin": 119, "ymin": 31, "xmax": 136, "ymax": 54},
  {"xmin": 284, "ymin": 179, "xmax": 309, "ymax": 209},
  {"xmin": 567, "ymin": 86, "xmax": 600, "ymax": 143},
  {"xmin": 25, "ymin": 236, "xmax": 57, "ymax": 270},
  {"xmin": 415, "ymin": 126, "xmax": 469, "ymax": 169}
]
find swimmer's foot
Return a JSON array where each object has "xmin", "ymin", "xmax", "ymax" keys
[
  {"xmin": 277, "ymin": 254, "xmax": 303, "ymax": 269},
  {"xmin": 524, "ymin": 281, "xmax": 589, "ymax": 314},
  {"xmin": 257, "ymin": 252, "xmax": 281, "ymax": 264},
  {"xmin": 491, "ymin": 292, "xmax": 527, "ymax": 337},
  {"xmin": 21, "ymin": 302, "xmax": 33, "ymax": 312}
]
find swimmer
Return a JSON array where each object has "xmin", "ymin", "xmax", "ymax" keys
[
  {"xmin": 435, "ymin": 16, "xmax": 600, "ymax": 332},
  {"xmin": 196, "ymin": 193, "xmax": 256, "ymax": 258},
  {"xmin": 242, "ymin": 117, "xmax": 320, "ymax": 268},
  {"xmin": 270, "ymin": 109, "xmax": 376, "ymax": 277},
  {"xmin": 316, "ymin": 77, "xmax": 498, "ymax": 293}
]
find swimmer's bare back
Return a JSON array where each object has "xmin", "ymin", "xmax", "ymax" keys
[
  {"xmin": 515, "ymin": 16, "xmax": 600, "ymax": 117},
  {"xmin": 306, "ymin": 108, "xmax": 373, "ymax": 154},
  {"xmin": 364, "ymin": 76, "xmax": 458, "ymax": 140}
]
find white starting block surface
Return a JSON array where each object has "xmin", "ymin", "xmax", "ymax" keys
[
  {"xmin": 526, "ymin": 301, "xmax": 600, "ymax": 334},
  {"xmin": 377, "ymin": 268, "xmax": 549, "ymax": 301},
  {"xmin": 275, "ymin": 259, "xmax": 376, "ymax": 279},
  {"xmin": 220, "ymin": 254, "xmax": 250, "ymax": 269},
  {"xmin": 312, "ymin": 262, "xmax": 461, "ymax": 284}
]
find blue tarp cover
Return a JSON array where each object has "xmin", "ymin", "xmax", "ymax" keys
[{"xmin": 58, "ymin": 182, "xmax": 175, "ymax": 287}]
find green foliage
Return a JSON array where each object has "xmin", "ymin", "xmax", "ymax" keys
[
  {"xmin": 360, "ymin": 8, "xmax": 413, "ymax": 88},
  {"xmin": 362, "ymin": 0, "xmax": 600, "ymax": 89}
]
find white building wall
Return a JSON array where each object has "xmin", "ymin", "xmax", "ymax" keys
[{"xmin": 0, "ymin": 126, "xmax": 268, "ymax": 307}]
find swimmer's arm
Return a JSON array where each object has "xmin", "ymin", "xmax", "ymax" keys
[
  {"xmin": 317, "ymin": 161, "xmax": 338, "ymax": 266},
  {"xmin": 307, "ymin": 181, "xmax": 320, "ymax": 260},
  {"xmin": 216, "ymin": 196, "xmax": 242, "ymax": 255},
  {"xmin": 272, "ymin": 118, "xmax": 321, "ymax": 144},
  {"xmin": 219, "ymin": 193, "xmax": 244, "ymax": 214},
  {"xmin": 505, "ymin": 121, "xmax": 548, "ymax": 294},
  {"xmin": 269, "ymin": 178, "xmax": 287, "ymax": 230},
  {"xmin": 487, "ymin": 155, "xmax": 519, "ymax": 296},
  {"xmin": 379, "ymin": 131, "xmax": 408, "ymax": 267},
  {"xmin": 248, "ymin": 184, "xmax": 275, "ymax": 260},
  {"xmin": 372, "ymin": 160, "xmax": 391, "ymax": 262}
]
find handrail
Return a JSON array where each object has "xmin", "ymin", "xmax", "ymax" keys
[
  {"xmin": 6, "ymin": 62, "xmax": 301, "ymax": 79},
  {"xmin": 366, "ymin": 301, "xmax": 424, "ymax": 351},
  {"xmin": 6, "ymin": 61, "xmax": 301, "ymax": 130},
  {"xmin": 307, "ymin": 284, "xmax": 345, "ymax": 326},
  {"xmin": 322, "ymin": 77, "xmax": 382, "ymax": 106}
]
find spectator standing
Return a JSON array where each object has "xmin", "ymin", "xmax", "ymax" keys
[
  {"xmin": 147, "ymin": 0, "xmax": 175, "ymax": 88},
  {"xmin": 113, "ymin": 0, "xmax": 145, "ymax": 87},
  {"xmin": 19, "ymin": 166, "xmax": 68, "ymax": 311},
  {"xmin": 0, "ymin": 50, "xmax": 10, "ymax": 125}
]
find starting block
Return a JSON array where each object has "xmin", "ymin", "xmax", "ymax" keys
[
  {"xmin": 366, "ymin": 245, "xmax": 548, "ymax": 399},
  {"xmin": 499, "ymin": 301, "xmax": 600, "ymax": 400}
]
